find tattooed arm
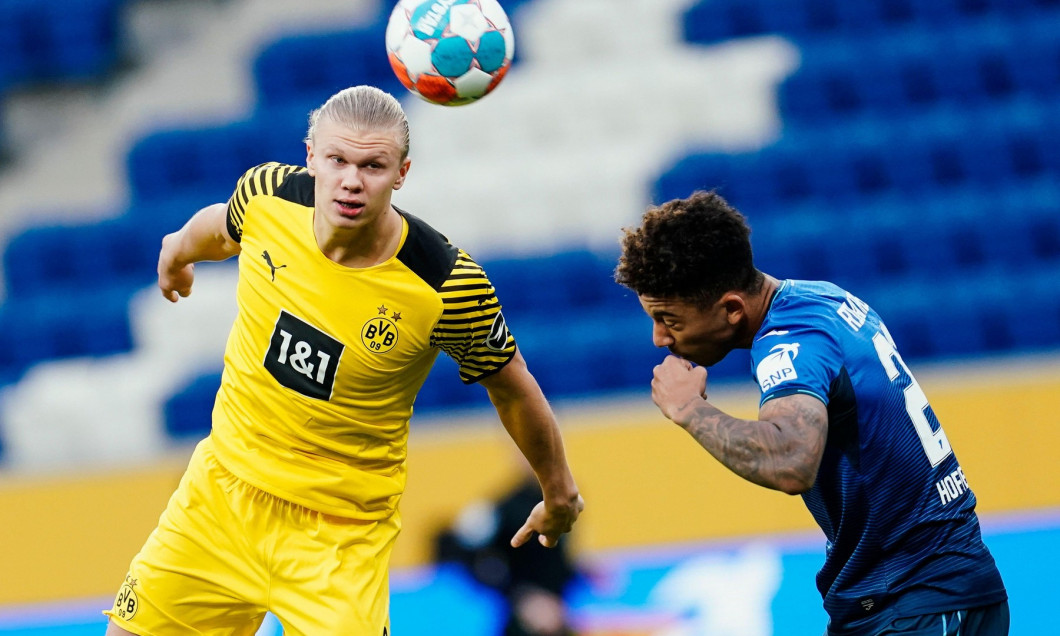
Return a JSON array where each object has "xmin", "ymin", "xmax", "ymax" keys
[{"xmin": 651, "ymin": 355, "xmax": 828, "ymax": 495}]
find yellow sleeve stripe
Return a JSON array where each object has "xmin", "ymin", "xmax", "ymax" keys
[{"xmin": 431, "ymin": 251, "xmax": 517, "ymax": 381}]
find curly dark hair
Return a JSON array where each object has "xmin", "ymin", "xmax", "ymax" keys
[{"xmin": 615, "ymin": 191, "xmax": 763, "ymax": 306}]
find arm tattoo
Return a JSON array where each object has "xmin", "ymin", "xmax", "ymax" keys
[{"xmin": 678, "ymin": 395, "xmax": 827, "ymax": 493}]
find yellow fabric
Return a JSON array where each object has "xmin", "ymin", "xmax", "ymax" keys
[
  {"xmin": 105, "ymin": 438, "xmax": 395, "ymax": 635},
  {"xmin": 212, "ymin": 162, "xmax": 515, "ymax": 519}
]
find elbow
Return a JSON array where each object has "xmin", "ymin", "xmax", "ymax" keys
[
  {"xmin": 771, "ymin": 441, "xmax": 822, "ymax": 495},
  {"xmin": 774, "ymin": 465, "xmax": 818, "ymax": 496},
  {"xmin": 778, "ymin": 479, "xmax": 814, "ymax": 496}
]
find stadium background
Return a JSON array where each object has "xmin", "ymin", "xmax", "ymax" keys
[{"xmin": 0, "ymin": 0, "xmax": 1057, "ymax": 633}]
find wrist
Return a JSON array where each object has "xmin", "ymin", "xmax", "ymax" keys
[
  {"xmin": 160, "ymin": 230, "xmax": 192, "ymax": 270},
  {"xmin": 672, "ymin": 396, "xmax": 705, "ymax": 429},
  {"xmin": 541, "ymin": 480, "xmax": 580, "ymax": 509}
]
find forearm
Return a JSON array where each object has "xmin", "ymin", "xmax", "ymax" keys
[
  {"xmin": 494, "ymin": 391, "xmax": 579, "ymax": 505},
  {"xmin": 675, "ymin": 399, "xmax": 818, "ymax": 494}
]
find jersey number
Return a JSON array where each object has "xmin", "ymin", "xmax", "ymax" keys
[{"xmin": 872, "ymin": 328, "xmax": 953, "ymax": 467}]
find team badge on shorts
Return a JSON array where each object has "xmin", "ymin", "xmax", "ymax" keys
[{"xmin": 112, "ymin": 574, "xmax": 139, "ymax": 620}]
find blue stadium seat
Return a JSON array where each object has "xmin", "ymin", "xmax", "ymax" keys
[
  {"xmin": 1007, "ymin": 268, "xmax": 1060, "ymax": 347},
  {"xmin": 127, "ymin": 114, "xmax": 307, "ymax": 203},
  {"xmin": 163, "ymin": 370, "xmax": 222, "ymax": 440},
  {"xmin": 652, "ymin": 152, "xmax": 737, "ymax": 205},
  {"xmin": 3, "ymin": 219, "xmax": 160, "ymax": 298},
  {"xmin": 685, "ymin": 0, "xmax": 1058, "ymax": 45},
  {"xmin": 0, "ymin": 0, "xmax": 124, "ymax": 89},
  {"xmin": 682, "ymin": 0, "xmax": 768, "ymax": 43},
  {"xmin": 0, "ymin": 285, "xmax": 134, "ymax": 375},
  {"xmin": 253, "ymin": 24, "xmax": 403, "ymax": 113},
  {"xmin": 483, "ymin": 249, "xmax": 621, "ymax": 322},
  {"xmin": 779, "ymin": 15, "xmax": 1060, "ymax": 126},
  {"xmin": 414, "ymin": 355, "xmax": 488, "ymax": 413}
]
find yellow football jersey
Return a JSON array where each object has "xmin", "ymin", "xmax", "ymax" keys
[{"xmin": 211, "ymin": 162, "xmax": 516, "ymax": 520}]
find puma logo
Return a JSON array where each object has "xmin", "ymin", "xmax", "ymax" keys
[{"xmin": 262, "ymin": 250, "xmax": 287, "ymax": 281}]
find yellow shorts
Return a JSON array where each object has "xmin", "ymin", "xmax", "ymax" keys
[{"xmin": 105, "ymin": 437, "xmax": 397, "ymax": 636}]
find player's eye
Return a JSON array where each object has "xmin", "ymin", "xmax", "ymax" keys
[{"xmin": 330, "ymin": 156, "xmax": 345, "ymax": 165}]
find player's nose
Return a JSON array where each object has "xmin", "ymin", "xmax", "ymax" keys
[
  {"xmin": 652, "ymin": 323, "xmax": 674, "ymax": 348},
  {"xmin": 340, "ymin": 167, "xmax": 364, "ymax": 191}
]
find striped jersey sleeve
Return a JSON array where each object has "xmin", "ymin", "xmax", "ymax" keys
[
  {"xmin": 226, "ymin": 162, "xmax": 305, "ymax": 242},
  {"xmin": 430, "ymin": 249, "xmax": 516, "ymax": 383}
]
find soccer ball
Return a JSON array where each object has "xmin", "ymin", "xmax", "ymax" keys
[{"xmin": 385, "ymin": 0, "xmax": 515, "ymax": 106}]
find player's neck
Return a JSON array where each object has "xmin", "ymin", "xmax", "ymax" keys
[
  {"xmin": 314, "ymin": 207, "xmax": 403, "ymax": 269},
  {"xmin": 736, "ymin": 273, "xmax": 780, "ymax": 348}
]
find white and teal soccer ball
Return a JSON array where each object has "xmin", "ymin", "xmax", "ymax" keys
[{"xmin": 386, "ymin": 0, "xmax": 515, "ymax": 106}]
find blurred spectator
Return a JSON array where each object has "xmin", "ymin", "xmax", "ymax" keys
[{"xmin": 435, "ymin": 473, "xmax": 581, "ymax": 636}]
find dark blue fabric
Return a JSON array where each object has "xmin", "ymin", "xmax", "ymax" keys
[{"xmin": 752, "ymin": 280, "xmax": 1007, "ymax": 632}]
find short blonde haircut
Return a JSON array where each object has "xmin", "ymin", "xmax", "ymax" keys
[{"xmin": 305, "ymin": 85, "xmax": 410, "ymax": 158}]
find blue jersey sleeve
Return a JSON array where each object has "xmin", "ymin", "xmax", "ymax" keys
[{"xmin": 752, "ymin": 323, "xmax": 842, "ymax": 407}]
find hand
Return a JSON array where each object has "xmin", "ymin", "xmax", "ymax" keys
[
  {"xmin": 652, "ymin": 355, "xmax": 708, "ymax": 427},
  {"xmin": 510, "ymin": 494, "xmax": 584, "ymax": 549},
  {"xmin": 157, "ymin": 232, "xmax": 194, "ymax": 303}
]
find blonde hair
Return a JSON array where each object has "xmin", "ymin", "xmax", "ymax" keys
[{"xmin": 305, "ymin": 85, "xmax": 410, "ymax": 158}]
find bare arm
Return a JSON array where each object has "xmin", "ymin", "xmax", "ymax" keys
[
  {"xmin": 652, "ymin": 355, "xmax": 827, "ymax": 494},
  {"xmin": 479, "ymin": 349, "xmax": 583, "ymax": 547},
  {"xmin": 157, "ymin": 203, "xmax": 242, "ymax": 303}
]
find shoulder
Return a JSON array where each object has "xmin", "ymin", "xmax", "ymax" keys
[
  {"xmin": 395, "ymin": 209, "xmax": 460, "ymax": 291},
  {"xmin": 233, "ymin": 162, "xmax": 312, "ymax": 206},
  {"xmin": 754, "ymin": 281, "xmax": 850, "ymax": 354},
  {"xmin": 228, "ymin": 162, "xmax": 312, "ymax": 242},
  {"xmin": 766, "ymin": 280, "xmax": 852, "ymax": 328}
]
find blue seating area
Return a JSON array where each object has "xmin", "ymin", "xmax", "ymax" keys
[
  {"xmin": 0, "ymin": 0, "xmax": 124, "ymax": 92},
  {"xmin": 254, "ymin": 22, "xmax": 402, "ymax": 114},
  {"xmin": 655, "ymin": 99, "xmax": 1059, "ymax": 211},
  {"xmin": 682, "ymin": 0, "xmax": 1054, "ymax": 43},
  {"xmin": 0, "ymin": 0, "xmax": 126, "ymax": 157},
  {"xmin": 777, "ymin": 16, "xmax": 1060, "ymax": 124},
  {"xmin": 2, "ymin": 0, "xmax": 1059, "ymax": 443},
  {"xmin": 659, "ymin": 0, "xmax": 1060, "ymax": 373}
]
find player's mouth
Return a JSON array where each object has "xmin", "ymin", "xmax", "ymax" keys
[{"xmin": 335, "ymin": 199, "xmax": 366, "ymax": 216}]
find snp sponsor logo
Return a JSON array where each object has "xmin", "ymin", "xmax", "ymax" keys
[{"xmin": 757, "ymin": 343, "xmax": 800, "ymax": 391}]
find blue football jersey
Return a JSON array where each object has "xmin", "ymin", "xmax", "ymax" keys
[{"xmin": 750, "ymin": 280, "xmax": 1006, "ymax": 632}]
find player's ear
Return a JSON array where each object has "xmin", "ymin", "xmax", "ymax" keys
[
  {"xmin": 305, "ymin": 141, "xmax": 316, "ymax": 176},
  {"xmin": 721, "ymin": 292, "xmax": 746, "ymax": 325},
  {"xmin": 393, "ymin": 157, "xmax": 411, "ymax": 190}
]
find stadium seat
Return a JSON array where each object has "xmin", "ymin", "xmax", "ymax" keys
[
  {"xmin": 127, "ymin": 115, "xmax": 307, "ymax": 203},
  {"xmin": 253, "ymin": 25, "xmax": 403, "ymax": 113},
  {"xmin": 684, "ymin": 0, "xmax": 1059, "ymax": 45},
  {"xmin": 0, "ymin": 0, "xmax": 124, "ymax": 89},
  {"xmin": 414, "ymin": 355, "xmax": 489, "ymax": 412},
  {"xmin": 163, "ymin": 370, "xmax": 222, "ymax": 440},
  {"xmin": 1007, "ymin": 268, "xmax": 1060, "ymax": 347},
  {"xmin": 3, "ymin": 219, "xmax": 160, "ymax": 298},
  {"xmin": 0, "ymin": 285, "xmax": 134, "ymax": 374}
]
